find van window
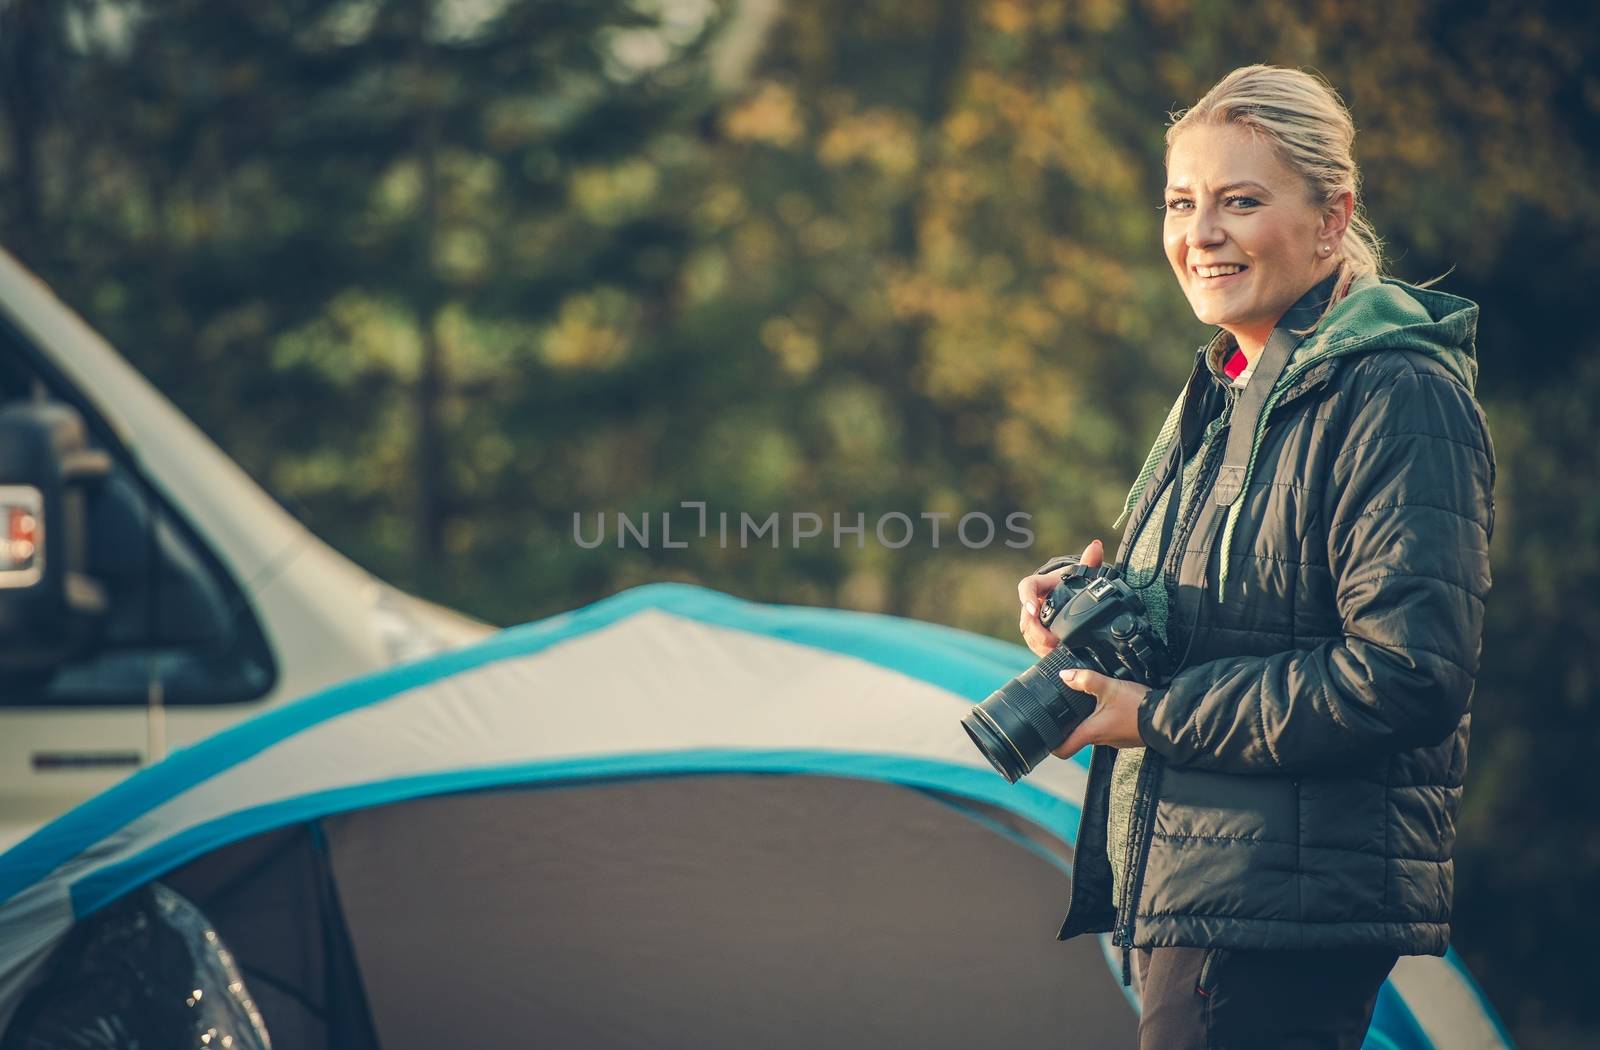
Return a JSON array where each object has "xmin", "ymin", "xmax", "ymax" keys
[{"xmin": 0, "ymin": 322, "xmax": 276, "ymax": 706}]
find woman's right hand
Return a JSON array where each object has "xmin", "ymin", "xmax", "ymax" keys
[{"xmin": 1017, "ymin": 538, "xmax": 1104, "ymax": 658}]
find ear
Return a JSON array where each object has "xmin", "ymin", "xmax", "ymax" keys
[{"xmin": 1320, "ymin": 188, "xmax": 1355, "ymax": 246}]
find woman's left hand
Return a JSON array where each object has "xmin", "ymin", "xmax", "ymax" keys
[{"xmin": 1051, "ymin": 668, "xmax": 1150, "ymax": 760}]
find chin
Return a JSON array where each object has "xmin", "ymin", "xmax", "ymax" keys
[{"xmin": 1184, "ymin": 297, "xmax": 1227, "ymax": 326}]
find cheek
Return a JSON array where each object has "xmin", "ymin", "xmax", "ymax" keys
[
  {"xmin": 1254, "ymin": 221, "xmax": 1312, "ymax": 268},
  {"xmin": 1163, "ymin": 228, "xmax": 1185, "ymax": 263}
]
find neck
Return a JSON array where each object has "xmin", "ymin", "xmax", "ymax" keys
[
  {"xmin": 1225, "ymin": 326, "xmax": 1270, "ymax": 366},
  {"xmin": 1225, "ymin": 263, "xmax": 1344, "ymax": 367}
]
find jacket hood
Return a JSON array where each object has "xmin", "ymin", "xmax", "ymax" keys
[
  {"xmin": 1114, "ymin": 270, "xmax": 1483, "ymax": 602},
  {"xmin": 1288, "ymin": 273, "xmax": 1480, "ymax": 394}
]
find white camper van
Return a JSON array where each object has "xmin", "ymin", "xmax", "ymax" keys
[{"xmin": 0, "ymin": 249, "xmax": 491, "ymax": 849}]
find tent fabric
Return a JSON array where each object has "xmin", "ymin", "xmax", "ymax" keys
[
  {"xmin": 320, "ymin": 776, "xmax": 1133, "ymax": 1048},
  {"xmin": 0, "ymin": 583, "xmax": 1514, "ymax": 1048}
]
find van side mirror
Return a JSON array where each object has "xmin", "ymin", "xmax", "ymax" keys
[{"xmin": 0, "ymin": 401, "xmax": 111, "ymax": 671}]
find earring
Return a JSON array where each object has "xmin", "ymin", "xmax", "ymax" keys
[{"xmin": 1320, "ymin": 244, "xmax": 1333, "ymax": 255}]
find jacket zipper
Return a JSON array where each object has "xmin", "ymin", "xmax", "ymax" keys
[
  {"xmin": 1111, "ymin": 382, "xmax": 1238, "ymax": 985},
  {"xmin": 1112, "ymin": 441, "xmax": 1215, "ymax": 984},
  {"xmin": 1113, "ymin": 753, "xmax": 1163, "ymax": 984}
]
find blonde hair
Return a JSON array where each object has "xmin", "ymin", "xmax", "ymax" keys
[{"xmin": 1166, "ymin": 65, "xmax": 1396, "ymax": 330}]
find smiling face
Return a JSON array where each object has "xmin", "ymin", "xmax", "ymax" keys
[{"xmin": 1164, "ymin": 122, "xmax": 1348, "ymax": 354}]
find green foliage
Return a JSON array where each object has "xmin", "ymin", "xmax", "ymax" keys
[{"xmin": 3, "ymin": 0, "xmax": 1598, "ymax": 1042}]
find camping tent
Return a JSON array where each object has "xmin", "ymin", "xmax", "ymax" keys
[{"xmin": 0, "ymin": 583, "xmax": 1513, "ymax": 1048}]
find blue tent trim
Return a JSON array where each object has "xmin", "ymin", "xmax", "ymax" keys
[
  {"xmin": 1368, "ymin": 983, "xmax": 1432, "ymax": 1050},
  {"xmin": 1443, "ymin": 946, "xmax": 1518, "ymax": 1047},
  {"xmin": 1, "ymin": 583, "xmax": 1072, "ymax": 908},
  {"xmin": 66, "ymin": 749, "xmax": 1082, "ymax": 919}
]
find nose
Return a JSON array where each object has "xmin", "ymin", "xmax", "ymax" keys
[{"xmin": 1186, "ymin": 201, "xmax": 1226, "ymax": 251}]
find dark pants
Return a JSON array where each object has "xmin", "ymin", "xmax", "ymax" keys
[{"xmin": 1132, "ymin": 945, "xmax": 1399, "ymax": 1050}]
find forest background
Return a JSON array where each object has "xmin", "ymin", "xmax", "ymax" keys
[{"xmin": 3, "ymin": 1, "xmax": 1596, "ymax": 1045}]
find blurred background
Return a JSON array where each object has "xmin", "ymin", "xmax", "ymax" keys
[{"xmin": 1, "ymin": 0, "xmax": 1595, "ymax": 1044}]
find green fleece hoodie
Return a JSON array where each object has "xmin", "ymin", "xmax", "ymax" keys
[{"xmin": 1115, "ymin": 272, "xmax": 1480, "ymax": 601}]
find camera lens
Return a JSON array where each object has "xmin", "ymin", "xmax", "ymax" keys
[
  {"xmin": 959, "ymin": 652, "xmax": 1095, "ymax": 783},
  {"xmin": 964, "ymin": 563, "xmax": 1157, "ymax": 782}
]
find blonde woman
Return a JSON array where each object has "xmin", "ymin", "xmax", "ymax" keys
[{"xmin": 1018, "ymin": 65, "xmax": 1493, "ymax": 1049}]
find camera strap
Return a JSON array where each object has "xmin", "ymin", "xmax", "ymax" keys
[
  {"xmin": 1212, "ymin": 323, "xmax": 1298, "ymax": 509},
  {"xmin": 1168, "ymin": 318, "xmax": 1311, "ymax": 672}
]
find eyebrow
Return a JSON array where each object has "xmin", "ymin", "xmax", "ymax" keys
[{"xmin": 1165, "ymin": 180, "xmax": 1273, "ymax": 196}]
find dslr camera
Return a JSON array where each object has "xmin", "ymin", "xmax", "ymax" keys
[{"xmin": 961, "ymin": 559, "xmax": 1165, "ymax": 783}]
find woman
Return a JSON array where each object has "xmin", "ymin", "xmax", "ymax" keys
[{"xmin": 1017, "ymin": 65, "xmax": 1494, "ymax": 1049}]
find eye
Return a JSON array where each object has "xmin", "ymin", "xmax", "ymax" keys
[
  {"xmin": 1226, "ymin": 195, "xmax": 1261, "ymax": 208},
  {"xmin": 1162, "ymin": 197, "xmax": 1193, "ymax": 212}
]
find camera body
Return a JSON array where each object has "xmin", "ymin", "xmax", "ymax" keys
[{"xmin": 961, "ymin": 560, "xmax": 1165, "ymax": 783}]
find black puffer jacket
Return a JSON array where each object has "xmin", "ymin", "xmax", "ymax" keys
[{"xmin": 1051, "ymin": 274, "xmax": 1495, "ymax": 965}]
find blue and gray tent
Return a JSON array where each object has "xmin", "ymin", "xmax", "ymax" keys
[{"xmin": 0, "ymin": 584, "xmax": 1513, "ymax": 1049}]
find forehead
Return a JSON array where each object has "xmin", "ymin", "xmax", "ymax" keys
[{"xmin": 1165, "ymin": 123, "xmax": 1297, "ymax": 189}]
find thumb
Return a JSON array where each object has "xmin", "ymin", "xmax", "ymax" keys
[
  {"xmin": 1080, "ymin": 538, "xmax": 1104, "ymax": 568},
  {"xmin": 1059, "ymin": 666, "xmax": 1111, "ymax": 697}
]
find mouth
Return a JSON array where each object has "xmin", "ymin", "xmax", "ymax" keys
[{"xmin": 1191, "ymin": 263, "xmax": 1249, "ymax": 285}]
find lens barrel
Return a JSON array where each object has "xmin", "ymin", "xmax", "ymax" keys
[{"xmin": 959, "ymin": 645, "xmax": 1099, "ymax": 783}]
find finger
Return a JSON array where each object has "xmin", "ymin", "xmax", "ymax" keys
[
  {"xmin": 1059, "ymin": 666, "xmax": 1111, "ymax": 697},
  {"xmin": 1079, "ymin": 538, "xmax": 1104, "ymax": 568},
  {"xmin": 1022, "ymin": 621, "xmax": 1058, "ymax": 657},
  {"xmin": 1022, "ymin": 616, "xmax": 1056, "ymax": 654},
  {"xmin": 1016, "ymin": 573, "xmax": 1052, "ymax": 612},
  {"xmin": 1053, "ymin": 713, "xmax": 1099, "ymax": 760}
]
